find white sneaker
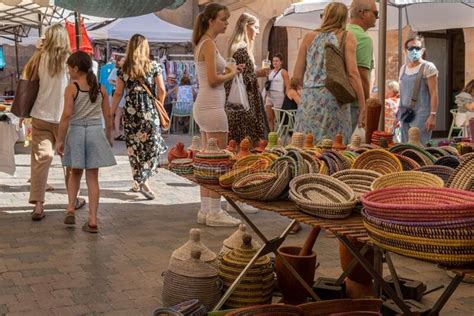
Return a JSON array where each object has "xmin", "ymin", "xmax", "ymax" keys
[
  {"xmin": 197, "ymin": 211, "xmax": 207, "ymax": 224},
  {"xmin": 226, "ymin": 201, "xmax": 260, "ymax": 214},
  {"xmin": 206, "ymin": 210, "xmax": 241, "ymax": 227}
]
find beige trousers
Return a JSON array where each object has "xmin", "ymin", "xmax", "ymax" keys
[{"xmin": 29, "ymin": 118, "xmax": 59, "ymax": 204}]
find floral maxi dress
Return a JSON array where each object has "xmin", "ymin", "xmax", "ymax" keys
[
  {"xmin": 119, "ymin": 61, "xmax": 168, "ymax": 184},
  {"xmin": 294, "ymin": 32, "xmax": 352, "ymax": 144}
]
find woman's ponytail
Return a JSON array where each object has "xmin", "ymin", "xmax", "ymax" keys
[
  {"xmin": 86, "ymin": 69, "xmax": 100, "ymax": 103},
  {"xmin": 192, "ymin": 13, "xmax": 206, "ymax": 47}
]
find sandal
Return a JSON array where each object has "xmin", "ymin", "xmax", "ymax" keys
[
  {"xmin": 114, "ymin": 134, "xmax": 126, "ymax": 141},
  {"xmin": 130, "ymin": 182, "xmax": 140, "ymax": 192},
  {"xmin": 31, "ymin": 209, "xmax": 45, "ymax": 221},
  {"xmin": 74, "ymin": 198, "xmax": 86, "ymax": 210},
  {"xmin": 139, "ymin": 184, "xmax": 156, "ymax": 200},
  {"xmin": 45, "ymin": 184, "xmax": 55, "ymax": 192},
  {"xmin": 64, "ymin": 211, "xmax": 75, "ymax": 225},
  {"xmin": 82, "ymin": 222, "xmax": 98, "ymax": 233}
]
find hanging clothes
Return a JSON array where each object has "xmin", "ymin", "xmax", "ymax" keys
[
  {"xmin": 99, "ymin": 62, "xmax": 115, "ymax": 96},
  {"xmin": 65, "ymin": 20, "xmax": 93, "ymax": 54},
  {"xmin": 0, "ymin": 46, "xmax": 6, "ymax": 70}
]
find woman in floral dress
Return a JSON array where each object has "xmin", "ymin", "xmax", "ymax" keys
[
  {"xmin": 111, "ymin": 34, "xmax": 167, "ymax": 200},
  {"xmin": 225, "ymin": 13, "xmax": 269, "ymax": 145},
  {"xmin": 292, "ymin": 2, "xmax": 366, "ymax": 144}
]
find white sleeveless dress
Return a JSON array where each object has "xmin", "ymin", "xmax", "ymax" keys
[{"xmin": 193, "ymin": 39, "xmax": 228, "ymax": 132}]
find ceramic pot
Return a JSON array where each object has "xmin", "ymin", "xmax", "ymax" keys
[
  {"xmin": 275, "ymin": 246, "xmax": 317, "ymax": 305},
  {"xmin": 168, "ymin": 142, "xmax": 189, "ymax": 163}
]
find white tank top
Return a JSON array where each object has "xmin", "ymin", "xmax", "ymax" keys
[{"xmin": 268, "ymin": 69, "xmax": 284, "ymax": 92}]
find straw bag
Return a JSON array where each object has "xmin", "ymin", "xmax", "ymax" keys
[
  {"xmin": 325, "ymin": 31, "xmax": 355, "ymax": 104},
  {"xmin": 140, "ymin": 80, "xmax": 170, "ymax": 130},
  {"xmin": 11, "ymin": 54, "xmax": 40, "ymax": 118}
]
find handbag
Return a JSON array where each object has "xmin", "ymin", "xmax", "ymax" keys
[
  {"xmin": 11, "ymin": 54, "xmax": 40, "ymax": 118},
  {"xmin": 325, "ymin": 31, "xmax": 356, "ymax": 104},
  {"xmin": 264, "ymin": 68, "xmax": 282, "ymax": 91},
  {"xmin": 398, "ymin": 63, "xmax": 425, "ymax": 124},
  {"xmin": 140, "ymin": 80, "xmax": 170, "ymax": 131}
]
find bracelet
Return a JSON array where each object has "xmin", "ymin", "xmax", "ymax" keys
[{"xmin": 430, "ymin": 112, "xmax": 437, "ymax": 116}]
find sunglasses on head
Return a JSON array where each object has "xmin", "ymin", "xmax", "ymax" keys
[{"xmin": 407, "ymin": 46, "xmax": 422, "ymax": 52}]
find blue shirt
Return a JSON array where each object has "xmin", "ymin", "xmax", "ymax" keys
[{"xmin": 99, "ymin": 63, "xmax": 115, "ymax": 96}]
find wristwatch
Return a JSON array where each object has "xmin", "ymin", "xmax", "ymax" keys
[{"xmin": 430, "ymin": 112, "xmax": 437, "ymax": 116}]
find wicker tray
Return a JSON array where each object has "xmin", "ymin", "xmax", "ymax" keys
[
  {"xmin": 289, "ymin": 174, "xmax": 356, "ymax": 219},
  {"xmin": 370, "ymin": 171, "xmax": 444, "ymax": 191},
  {"xmin": 353, "ymin": 149, "xmax": 402, "ymax": 175}
]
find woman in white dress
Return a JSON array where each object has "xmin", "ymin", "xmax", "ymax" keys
[
  {"xmin": 265, "ymin": 53, "xmax": 290, "ymax": 131},
  {"xmin": 192, "ymin": 3, "xmax": 242, "ymax": 226}
]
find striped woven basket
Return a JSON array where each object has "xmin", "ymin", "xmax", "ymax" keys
[
  {"xmin": 448, "ymin": 153, "xmax": 474, "ymax": 191},
  {"xmin": 439, "ymin": 146, "xmax": 460, "ymax": 156},
  {"xmin": 261, "ymin": 158, "xmax": 293, "ymax": 201},
  {"xmin": 425, "ymin": 147, "xmax": 451, "ymax": 158},
  {"xmin": 416, "ymin": 165, "xmax": 455, "ymax": 186},
  {"xmin": 361, "ymin": 187, "xmax": 474, "ymax": 222},
  {"xmin": 435, "ymin": 155, "xmax": 461, "ymax": 169},
  {"xmin": 289, "ymin": 174, "xmax": 356, "ymax": 219},
  {"xmin": 319, "ymin": 150, "xmax": 352, "ymax": 175},
  {"xmin": 400, "ymin": 149, "xmax": 434, "ymax": 167},
  {"xmin": 353, "ymin": 149, "xmax": 402, "ymax": 175},
  {"xmin": 232, "ymin": 172, "xmax": 278, "ymax": 200},
  {"xmin": 332, "ymin": 169, "xmax": 382, "ymax": 199},
  {"xmin": 389, "ymin": 143, "xmax": 437, "ymax": 163},
  {"xmin": 394, "ymin": 154, "xmax": 421, "ymax": 171},
  {"xmin": 370, "ymin": 171, "xmax": 444, "ymax": 191},
  {"xmin": 362, "ymin": 210, "xmax": 474, "ymax": 266},
  {"xmin": 169, "ymin": 158, "xmax": 194, "ymax": 175}
]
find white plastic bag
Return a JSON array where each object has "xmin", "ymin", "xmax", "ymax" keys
[
  {"xmin": 227, "ymin": 74, "xmax": 250, "ymax": 111},
  {"xmin": 351, "ymin": 126, "xmax": 366, "ymax": 143}
]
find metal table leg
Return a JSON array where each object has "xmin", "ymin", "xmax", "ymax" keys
[
  {"xmin": 336, "ymin": 234, "xmax": 411, "ymax": 314},
  {"xmin": 213, "ymin": 197, "xmax": 321, "ymax": 311},
  {"xmin": 429, "ymin": 273, "xmax": 464, "ymax": 315}
]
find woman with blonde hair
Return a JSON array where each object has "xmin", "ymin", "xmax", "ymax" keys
[
  {"xmin": 28, "ymin": 23, "xmax": 72, "ymax": 220},
  {"xmin": 293, "ymin": 2, "xmax": 366, "ymax": 144},
  {"xmin": 110, "ymin": 34, "xmax": 167, "ymax": 200},
  {"xmin": 193, "ymin": 3, "xmax": 242, "ymax": 226},
  {"xmin": 225, "ymin": 12, "xmax": 268, "ymax": 145}
]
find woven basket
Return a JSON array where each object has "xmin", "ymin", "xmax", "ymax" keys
[
  {"xmin": 400, "ymin": 149, "xmax": 433, "ymax": 167},
  {"xmin": 332, "ymin": 169, "xmax": 382, "ymax": 198},
  {"xmin": 370, "ymin": 171, "xmax": 444, "ymax": 191},
  {"xmin": 232, "ymin": 172, "xmax": 278, "ymax": 200},
  {"xmin": 416, "ymin": 165, "xmax": 455, "ymax": 186},
  {"xmin": 171, "ymin": 229, "xmax": 218, "ymax": 268},
  {"xmin": 193, "ymin": 139, "xmax": 233, "ymax": 184},
  {"xmin": 362, "ymin": 210, "xmax": 474, "ymax": 266},
  {"xmin": 170, "ymin": 158, "xmax": 194, "ymax": 175},
  {"xmin": 353, "ymin": 149, "xmax": 402, "ymax": 175},
  {"xmin": 219, "ymin": 224, "xmax": 262, "ymax": 260},
  {"xmin": 425, "ymin": 147, "xmax": 450, "ymax": 158},
  {"xmin": 225, "ymin": 304, "xmax": 304, "ymax": 316},
  {"xmin": 394, "ymin": 154, "xmax": 421, "ymax": 171},
  {"xmin": 448, "ymin": 153, "xmax": 474, "ymax": 191},
  {"xmin": 219, "ymin": 234, "xmax": 274, "ymax": 308},
  {"xmin": 435, "ymin": 155, "xmax": 461, "ymax": 169},
  {"xmin": 289, "ymin": 174, "xmax": 356, "ymax": 219},
  {"xmin": 361, "ymin": 187, "xmax": 474, "ymax": 222},
  {"xmin": 319, "ymin": 150, "xmax": 351, "ymax": 175},
  {"xmin": 439, "ymin": 146, "xmax": 460, "ymax": 156},
  {"xmin": 220, "ymin": 159, "xmax": 271, "ymax": 189},
  {"xmin": 389, "ymin": 143, "xmax": 437, "ymax": 163}
]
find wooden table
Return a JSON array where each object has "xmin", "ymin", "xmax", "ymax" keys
[{"xmin": 178, "ymin": 173, "xmax": 473, "ymax": 314}]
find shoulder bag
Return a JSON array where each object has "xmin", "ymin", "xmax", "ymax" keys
[
  {"xmin": 398, "ymin": 63, "xmax": 425, "ymax": 124},
  {"xmin": 11, "ymin": 54, "xmax": 40, "ymax": 118},
  {"xmin": 325, "ymin": 31, "xmax": 356, "ymax": 104},
  {"xmin": 264, "ymin": 68, "xmax": 282, "ymax": 91},
  {"xmin": 140, "ymin": 80, "xmax": 170, "ymax": 131}
]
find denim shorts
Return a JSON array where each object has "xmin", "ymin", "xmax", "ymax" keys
[{"xmin": 63, "ymin": 119, "xmax": 116, "ymax": 169}]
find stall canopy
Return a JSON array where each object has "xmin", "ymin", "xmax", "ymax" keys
[
  {"xmin": 88, "ymin": 13, "xmax": 192, "ymax": 43},
  {"xmin": 55, "ymin": 0, "xmax": 186, "ymax": 18}
]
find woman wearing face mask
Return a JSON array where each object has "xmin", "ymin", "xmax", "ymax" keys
[
  {"xmin": 397, "ymin": 35, "xmax": 438, "ymax": 144},
  {"xmin": 225, "ymin": 13, "xmax": 269, "ymax": 145}
]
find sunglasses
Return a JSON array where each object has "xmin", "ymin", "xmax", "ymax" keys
[
  {"xmin": 363, "ymin": 9, "xmax": 379, "ymax": 19},
  {"xmin": 407, "ymin": 46, "xmax": 422, "ymax": 52}
]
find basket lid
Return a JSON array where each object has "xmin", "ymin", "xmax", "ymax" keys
[
  {"xmin": 223, "ymin": 224, "xmax": 261, "ymax": 249},
  {"xmin": 168, "ymin": 249, "xmax": 218, "ymax": 278},
  {"xmin": 171, "ymin": 229, "xmax": 217, "ymax": 263},
  {"xmin": 222, "ymin": 234, "xmax": 270, "ymax": 267},
  {"xmin": 188, "ymin": 136, "xmax": 202, "ymax": 151}
]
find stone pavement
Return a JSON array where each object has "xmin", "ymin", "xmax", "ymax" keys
[{"xmin": 0, "ymin": 135, "xmax": 472, "ymax": 315}]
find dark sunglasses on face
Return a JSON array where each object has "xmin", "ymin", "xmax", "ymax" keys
[{"xmin": 407, "ymin": 46, "xmax": 422, "ymax": 52}]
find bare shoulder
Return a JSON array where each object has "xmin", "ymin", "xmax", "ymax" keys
[
  {"xmin": 303, "ymin": 31, "xmax": 318, "ymax": 45},
  {"xmin": 65, "ymin": 83, "xmax": 77, "ymax": 94}
]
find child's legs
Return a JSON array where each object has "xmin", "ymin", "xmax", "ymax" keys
[
  {"xmin": 67, "ymin": 169, "xmax": 83, "ymax": 212},
  {"xmin": 85, "ymin": 168, "xmax": 99, "ymax": 226}
]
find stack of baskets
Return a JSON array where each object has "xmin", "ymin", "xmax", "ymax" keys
[
  {"xmin": 193, "ymin": 138, "xmax": 233, "ymax": 184},
  {"xmin": 289, "ymin": 174, "xmax": 357, "ymax": 219},
  {"xmin": 361, "ymin": 187, "xmax": 474, "ymax": 266},
  {"xmin": 169, "ymin": 158, "xmax": 194, "ymax": 175},
  {"xmin": 371, "ymin": 130, "xmax": 394, "ymax": 147}
]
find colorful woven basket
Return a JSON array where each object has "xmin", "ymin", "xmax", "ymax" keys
[
  {"xmin": 389, "ymin": 143, "xmax": 437, "ymax": 162},
  {"xmin": 170, "ymin": 158, "xmax": 194, "ymax": 175},
  {"xmin": 352, "ymin": 149, "xmax": 402, "ymax": 175},
  {"xmin": 448, "ymin": 153, "xmax": 474, "ymax": 191},
  {"xmin": 362, "ymin": 210, "xmax": 474, "ymax": 266},
  {"xmin": 219, "ymin": 234, "xmax": 274, "ymax": 308},
  {"xmin": 439, "ymin": 146, "xmax": 460, "ymax": 156},
  {"xmin": 361, "ymin": 187, "xmax": 474, "ymax": 222},
  {"xmin": 434, "ymin": 155, "xmax": 461, "ymax": 169},
  {"xmin": 220, "ymin": 158, "xmax": 271, "ymax": 189},
  {"xmin": 400, "ymin": 149, "xmax": 433, "ymax": 167},
  {"xmin": 289, "ymin": 174, "xmax": 356, "ymax": 219},
  {"xmin": 425, "ymin": 147, "xmax": 450, "ymax": 158},
  {"xmin": 416, "ymin": 165, "xmax": 455, "ymax": 186},
  {"xmin": 370, "ymin": 171, "xmax": 444, "ymax": 191},
  {"xmin": 232, "ymin": 172, "xmax": 278, "ymax": 200},
  {"xmin": 394, "ymin": 154, "xmax": 421, "ymax": 171},
  {"xmin": 332, "ymin": 169, "xmax": 382, "ymax": 198},
  {"xmin": 193, "ymin": 138, "xmax": 233, "ymax": 184},
  {"xmin": 319, "ymin": 150, "xmax": 351, "ymax": 175}
]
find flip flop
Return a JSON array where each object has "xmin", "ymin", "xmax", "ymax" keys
[
  {"xmin": 82, "ymin": 222, "xmax": 98, "ymax": 233},
  {"xmin": 74, "ymin": 198, "xmax": 86, "ymax": 210},
  {"xmin": 64, "ymin": 211, "xmax": 75, "ymax": 225},
  {"xmin": 31, "ymin": 209, "xmax": 45, "ymax": 221},
  {"xmin": 45, "ymin": 184, "xmax": 55, "ymax": 192},
  {"xmin": 139, "ymin": 187, "xmax": 156, "ymax": 200}
]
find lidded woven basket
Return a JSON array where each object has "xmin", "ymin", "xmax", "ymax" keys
[
  {"xmin": 219, "ymin": 224, "xmax": 261, "ymax": 259},
  {"xmin": 171, "ymin": 228, "xmax": 217, "ymax": 267},
  {"xmin": 163, "ymin": 249, "xmax": 221, "ymax": 310},
  {"xmin": 219, "ymin": 234, "xmax": 274, "ymax": 308},
  {"xmin": 193, "ymin": 138, "xmax": 233, "ymax": 184}
]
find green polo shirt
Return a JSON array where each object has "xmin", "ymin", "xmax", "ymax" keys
[{"xmin": 346, "ymin": 23, "xmax": 374, "ymax": 70}]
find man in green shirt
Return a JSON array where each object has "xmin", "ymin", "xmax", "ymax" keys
[{"xmin": 347, "ymin": 0, "xmax": 378, "ymax": 131}]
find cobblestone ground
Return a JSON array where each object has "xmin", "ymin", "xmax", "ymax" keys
[{"xmin": 0, "ymin": 135, "xmax": 472, "ymax": 315}]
